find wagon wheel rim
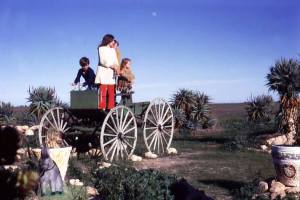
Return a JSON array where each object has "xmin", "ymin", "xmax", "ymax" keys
[
  {"xmin": 100, "ymin": 105, "xmax": 137, "ymax": 162},
  {"xmin": 143, "ymin": 98, "xmax": 174, "ymax": 155},
  {"xmin": 38, "ymin": 107, "xmax": 71, "ymax": 147}
]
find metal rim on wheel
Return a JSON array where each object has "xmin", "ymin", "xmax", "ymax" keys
[
  {"xmin": 143, "ymin": 98, "xmax": 174, "ymax": 154},
  {"xmin": 38, "ymin": 107, "xmax": 70, "ymax": 147},
  {"xmin": 100, "ymin": 105, "xmax": 137, "ymax": 162}
]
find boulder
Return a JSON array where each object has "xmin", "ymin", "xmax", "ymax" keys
[
  {"xmin": 285, "ymin": 187, "xmax": 300, "ymax": 194},
  {"xmin": 167, "ymin": 147, "xmax": 178, "ymax": 155},
  {"xmin": 69, "ymin": 179, "xmax": 84, "ymax": 186},
  {"xmin": 266, "ymin": 135, "xmax": 287, "ymax": 146},
  {"xmin": 129, "ymin": 154, "xmax": 142, "ymax": 162},
  {"xmin": 259, "ymin": 181, "xmax": 268, "ymax": 193},
  {"xmin": 270, "ymin": 180, "xmax": 285, "ymax": 193},
  {"xmin": 260, "ymin": 145, "xmax": 268, "ymax": 151},
  {"xmin": 86, "ymin": 186, "xmax": 98, "ymax": 197},
  {"xmin": 145, "ymin": 151, "xmax": 158, "ymax": 159}
]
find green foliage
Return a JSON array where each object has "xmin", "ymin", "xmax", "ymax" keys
[
  {"xmin": 222, "ymin": 118, "xmax": 277, "ymax": 151},
  {"xmin": 67, "ymin": 156, "xmax": 98, "ymax": 186},
  {"xmin": 68, "ymin": 185, "xmax": 88, "ymax": 200},
  {"xmin": 0, "ymin": 101, "xmax": 15, "ymax": 125},
  {"xmin": 171, "ymin": 89, "xmax": 216, "ymax": 130},
  {"xmin": 27, "ymin": 86, "xmax": 67, "ymax": 120},
  {"xmin": 266, "ymin": 58, "xmax": 300, "ymax": 98},
  {"xmin": 92, "ymin": 166, "xmax": 177, "ymax": 200},
  {"xmin": 245, "ymin": 95, "xmax": 274, "ymax": 123}
]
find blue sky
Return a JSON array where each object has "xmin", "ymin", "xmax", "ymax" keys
[{"xmin": 0, "ymin": 0, "xmax": 299, "ymax": 105}]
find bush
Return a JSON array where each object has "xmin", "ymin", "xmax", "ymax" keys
[
  {"xmin": 245, "ymin": 95, "xmax": 274, "ymax": 123},
  {"xmin": 92, "ymin": 166, "xmax": 177, "ymax": 200},
  {"xmin": 171, "ymin": 89, "xmax": 216, "ymax": 130}
]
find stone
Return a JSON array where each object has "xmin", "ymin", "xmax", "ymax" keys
[
  {"xmin": 129, "ymin": 154, "xmax": 142, "ymax": 162},
  {"xmin": 258, "ymin": 181, "xmax": 268, "ymax": 193},
  {"xmin": 266, "ymin": 135, "xmax": 287, "ymax": 146},
  {"xmin": 69, "ymin": 179, "xmax": 83, "ymax": 186},
  {"xmin": 260, "ymin": 145, "xmax": 268, "ymax": 151},
  {"xmin": 167, "ymin": 147, "xmax": 178, "ymax": 155},
  {"xmin": 86, "ymin": 186, "xmax": 98, "ymax": 197},
  {"xmin": 270, "ymin": 181, "xmax": 285, "ymax": 193},
  {"xmin": 285, "ymin": 187, "xmax": 300, "ymax": 194},
  {"xmin": 271, "ymin": 191, "xmax": 286, "ymax": 200},
  {"xmin": 16, "ymin": 125, "xmax": 29, "ymax": 134},
  {"xmin": 145, "ymin": 151, "xmax": 158, "ymax": 159}
]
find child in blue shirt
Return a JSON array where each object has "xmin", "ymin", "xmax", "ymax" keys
[{"xmin": 73, "ymin": 57, "xmax": 96, "ymax": 90}]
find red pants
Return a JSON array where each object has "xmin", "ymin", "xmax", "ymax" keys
[{"xmin": 98, "ymin": 84, "xmax": 115, "ymax": 110}]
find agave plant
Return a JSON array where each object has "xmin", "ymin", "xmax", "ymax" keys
[
  {"xmin": 245, "ymin": 94, "xmax": 274, "ymax": 123},
  {"xmin": 266, "ymin": 58, "xmax": 300, "ymax": 145},
  {"xmin": 27, "ymin": 87, "xmax": 58, "ymax": 120},
  {"xmin": 171, "ymin": 89, "xmax": 196, "ymax": 120}
]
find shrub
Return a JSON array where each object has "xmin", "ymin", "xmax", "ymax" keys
[
  {"xmin": 92, "ymin": 166, "xmax": 177, "ymax": 200},
  {"xmin": 245, "ymin": 95, "xmax": 274, "ymax": 123},
  {"xmin": 171, "ymin": 89, "xmax": 216, "ymax": 130},
  {"xmin": 0, "ymin": 101, "xmax": 15, "ymax": 125}
]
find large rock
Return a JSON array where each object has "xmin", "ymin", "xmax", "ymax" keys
[
  {"xmin": 259, "ymin": 181, "xmax": 268, "ymax": 193},
  {"xmin": 266, "ymin": 135, "xmax": 287, "ymax": 146},
  {"xmin": 129, "ymin": 154, "xmax": 142, "ymax": 162},
  {"xmin": 145, "ymin": 152, "xmax": 158, "ymax": 159},
  {"xmin": 86, "ymin": 186, "xmax": 98, "ymax": 197},
  {"xmin": 270, "ymin": 180, "xmax": 285, "ymax": 193},
  {"xmin": 167, "ymin": 147, "xmax": 178, "ymax": 155}
]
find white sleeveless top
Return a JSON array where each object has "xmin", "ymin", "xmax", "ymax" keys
[{"xmin": 95, "ymin": 46, "xmax": 119, "ymax": 85}]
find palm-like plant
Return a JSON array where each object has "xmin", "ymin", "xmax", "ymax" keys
[
  {"xmin": 171, "ymin": 89, "xmax": 196, "ymax": 120},
  {"xmin": 27, "ymin": 87, "xmax": 57, "ymax": 120},
  {"xmin": 245, "ymin": 94, "xmax": 274, "ymax": 123},
  {"xmin": 266, "ymin": 58, "xmax": 300, "ymax": 145}
]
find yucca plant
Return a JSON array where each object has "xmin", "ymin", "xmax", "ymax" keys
[
  {"xmin": 245, "ymin": 94, "xmax": 274, "ymax": 123},
  {"xmin": 171, "ymin": 89, "xmax": 196, "ymax": 120},
  {"xmin": 27, "ymin": 87, "xmax": 57, "ymax": 120},
  {"xmin": 172, "ymin": 107, "xmax": 187, "ymax": 128},
  {"xmin": 266, "ymin": 58, "xmax": 300, "ymax": 145}
]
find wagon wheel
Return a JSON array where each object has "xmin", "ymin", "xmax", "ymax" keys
[
  {"xmin": 38, "ymin": 107, "xmax": 71, "ymax": 147},
  {"xmin": 100, "ymin": 105, "xmax": 137, "ymax": 162},
  {"xmin": 143, "ymin": 98, "xmax": 174, "ymax": 155}
]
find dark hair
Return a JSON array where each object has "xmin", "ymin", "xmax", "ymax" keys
[
  {"xmin": 114, "ymin": 39, "xmax": 119, "ymax": 46},
  {"xmin": 100, "ymin": 34, "xmax": 115, "ymax": 47},
  {"xmin": 79, "ymin": 57, "xmax": 90, "ymax": 67},
  {"xmin": 120, "ymin": 58, "xmax": 131, "ymax": 70}
]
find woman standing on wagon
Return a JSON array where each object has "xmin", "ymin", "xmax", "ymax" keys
[{"xmin": 95, "ymin": 34, "xmax": 119, "ymax": 110}]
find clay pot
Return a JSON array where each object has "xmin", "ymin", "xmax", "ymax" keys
[{"xmin": 272, "ymin": 145, "xmax": 300, "ymax": 186}]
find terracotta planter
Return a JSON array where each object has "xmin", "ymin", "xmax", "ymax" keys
[
  {"xmin": 271, "ymin": 145, "xmax": 300, "ymax": 186},
  {"xmin": 32, "ymin": 146, "xmax": 72, "ymax": 181}
]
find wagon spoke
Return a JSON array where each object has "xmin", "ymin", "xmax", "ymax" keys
[
  {"xmin": 103, "ymin": 137, "xmax": 117, "ymax": 147},
  {"xmin": 106, "ymin": 123, "xmax": 118, "ymax": 135},
  {"xmin": 115, "ymin": 109, "xmax": 120, "ymax": 131},
  {"xmin": 50, "ymin": 110, "xmax": 59, "ymax": 129},
  {"xmin": 122, "ymin": 117, "xmax": 134, "ymax": 133},
  {"xmin": 56, "ymin": 108, "xmax": 61, "ymax": 129},
  {"xmin": 146, "ymin": 129, "xmax": 157, "ymax": 140},
  {"xmin": 153, "ymin": 132, "xmax": 158, "ymax": 151},
  {"xmin": 109, "ymin": 115, "xmax": 119, "ymax": 132},
  {"xmin": 103, "ymin": 133, "xmax": 118, "ymax": 137},
  {"xmin": 106, "ymin": 139, "xmax": 117, "ymax": 156},
  {"xmin": 162, "ymin": 129, "xmax": 171, "ymax": 138},
  {"xmin": 123, "ymin": 126, "xmax": 136, "ymax": 135},
  {"xmin": 116, "ymin": 140, "xmax": 120, "ymax": 161},
  {"xmin": 149, "ymin": 133, "xmax": 157, "ymax": 149},
  {"xmin": 119, "ymin": 108, "xmax": 124, "ymax": 130},
  {"xmin": 121, "ymin": 111, "xmax": 130, "ymax": 131},
  {"xmin": 45, "ymin": 116, "xmax": 56, "ymax": 130},
  {"xmin": 159, "ymin": 132, "xmax": 165, "ymax": 153},
  {"xmin": 124, "ymin": 135, "xmax": 136, "ymax": 140},
  {"xmin": 146, "ymin": 116, "xmax": 157, "ymax": 127},
  {"xmin": 121, "ymin": 142, "xmax": 129, "ymax": 156},
  {"xmin": 162, "ymin": 115, "xmax": 172, "ymax": 126},
  {"xmin": 110, "ymin": 140, "xmax": 118, "ymax": 161},
  {"xmin": 160, "ymin": 102, "xmax": 166, "ymax": 122},
  {"xmin": 157, "ymin": 132, "xmax": 160, "ymax": 154},
  {"xmin": 150, "ymin": 108, "xmax": 158, "ymax": 123},
  {"xmin": 161, "ymin": 107, "xmax": 171, "ymax": 124},
  {"xmin": 123, "ymin": 139, "xmax": 133, "ymax": 149},
  {"xmin": 145, "ymin": 126, "xmax": 157, "ymax": 130},
  {"xmin": 161, "ymin": 131, "xmax": 168, "ymax": 145}
]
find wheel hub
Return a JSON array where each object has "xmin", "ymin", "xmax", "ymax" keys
[
  {"xmin": 158, "ymin": 124, "xmax": 163, "ymax": 131},
  {"xmin": 118, "ymin": 132, "xmax": 124, "ymax": 141}
]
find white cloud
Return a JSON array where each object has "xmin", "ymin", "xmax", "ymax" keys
[{"xmin": 151, "ymin": 12, "xmax": 157, "ymax": 17}]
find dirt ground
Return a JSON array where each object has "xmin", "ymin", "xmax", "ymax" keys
[{"xmin": 134, "ymin": 140, "xmax": 274, "ymax": 200}]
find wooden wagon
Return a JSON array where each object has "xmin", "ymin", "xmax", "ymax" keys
[{"xmin": 38, "ymin": 90, "xmax": 174, "ymax": 162}]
